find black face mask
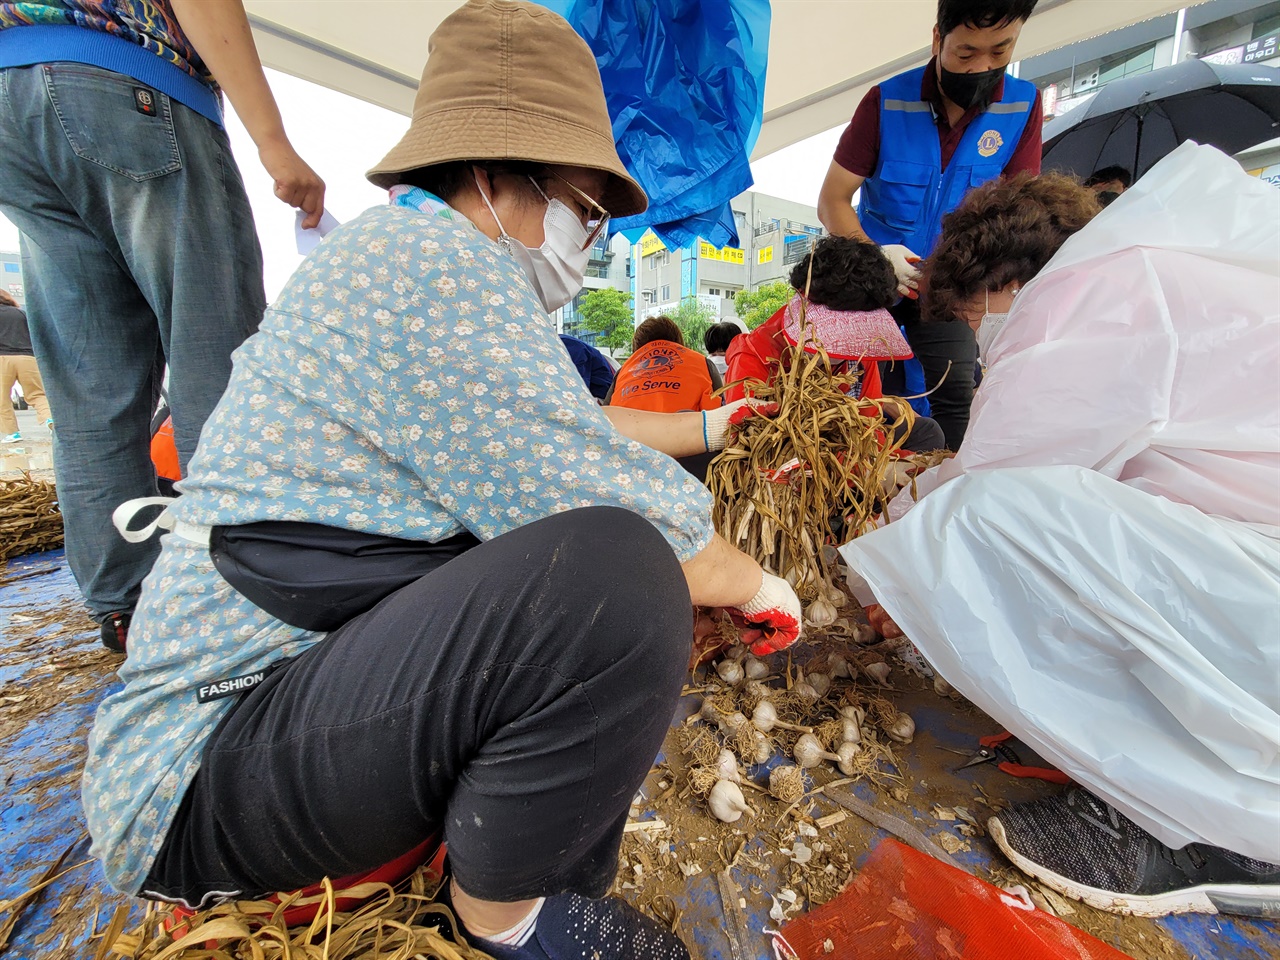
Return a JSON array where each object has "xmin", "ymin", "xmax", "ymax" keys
[{"xmin": 938, "ymin": 64, "xmax": 1005, "ymax": 110}]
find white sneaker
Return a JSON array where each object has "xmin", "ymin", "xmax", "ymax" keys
[{"xmin": 1, "ymin": 432, "xmax": 22, "ymax": 444}]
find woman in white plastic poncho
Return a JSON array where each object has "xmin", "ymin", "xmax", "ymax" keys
[{"xmin": 840, "ymin": 144, "xmax": 1279, "ymax": 919}]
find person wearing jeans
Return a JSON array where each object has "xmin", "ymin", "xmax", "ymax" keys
[{"xmin": 0, "ymin": 0, "xmax": 323, "ymax": 652}]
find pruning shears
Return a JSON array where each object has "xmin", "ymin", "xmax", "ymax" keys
[{"xmin": 957, "ymin": 731, "xmax": 1071, "ymax": 785}]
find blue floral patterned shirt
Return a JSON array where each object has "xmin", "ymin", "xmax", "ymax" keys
[{"xmin": 82, "ymin": 196, "xmax": 714, "ymax": 895}]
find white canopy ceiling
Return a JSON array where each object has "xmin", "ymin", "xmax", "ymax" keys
[{"xmin": 244, "ymin": 0, "xmax": 1192, "ymax": 160}]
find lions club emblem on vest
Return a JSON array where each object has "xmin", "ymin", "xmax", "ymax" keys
[{"xmin": 977, "ymin": 129, "xmax": 1004, "ymax": 158}]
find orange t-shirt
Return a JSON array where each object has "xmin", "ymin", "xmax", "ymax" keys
[{"xmin": 610, "ymin": 340, "xmax": 721, "ymax": 413}]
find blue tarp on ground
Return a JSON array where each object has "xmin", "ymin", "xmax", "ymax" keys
[{"xmin": 0, "ymin": 552, "xmax": 1276, "ymax": 957}]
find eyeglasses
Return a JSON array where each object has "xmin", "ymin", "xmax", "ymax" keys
[{"xmin": 547, "ymin": 172, "xmax": 611, "ymax": 251}]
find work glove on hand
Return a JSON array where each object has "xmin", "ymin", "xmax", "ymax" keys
[
  {"xmin": 880, "ymin": 244, "xmax": 922, "ymax": 300},
  {"xmin": 702, "ymin": 398, "xmax": 780, "ymax": 452},
  {"xmin": 727, "ymin": 571, "xmax": 803, "ymax": 656}
]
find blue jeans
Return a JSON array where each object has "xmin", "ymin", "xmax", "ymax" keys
[{"xmin": 0, "ymin": 63, "xmax": 265, "ymax": 618}]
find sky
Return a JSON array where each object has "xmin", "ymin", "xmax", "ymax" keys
[{"xmin": 0, "ymin": 68, "xmax": 840, "ymax": 301}]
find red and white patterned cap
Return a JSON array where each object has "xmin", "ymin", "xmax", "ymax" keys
[{"xmin": 782, "ymin": 295, "xmax": 913, "ymax": 361}]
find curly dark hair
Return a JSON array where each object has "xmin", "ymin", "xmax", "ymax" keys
[
  {"xmin": 789, "ymin": 236, "xmax": 898, "ymax": 312},
  {"xmin": 922, "ymin": 173, "xmax": 1100, "ymax": 322},
  {"xmin": 633, "ymin": 314, "xmax": 684, "ymax": 351}
]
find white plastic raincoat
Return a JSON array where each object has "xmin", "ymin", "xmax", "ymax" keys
[{"xmin": 840, "ymin": 144, "xmax": 1280, "ymax": 860}]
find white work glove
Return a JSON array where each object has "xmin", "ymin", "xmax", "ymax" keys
[
  {"xmin": 881, "ymin": 244, "xmax": 923, "ymax": 300},
  {"xmin": 727, "ymin": 571, "xmax": 803, "ymax": 655},
  {"xmin": 701, "ymin": 398, "xmax": 780, "ymax": 452}
]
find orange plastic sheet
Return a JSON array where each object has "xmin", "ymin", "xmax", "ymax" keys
[{"xmin": 780, "ymin": 840, "xmax": 1133, "ymax": 960}]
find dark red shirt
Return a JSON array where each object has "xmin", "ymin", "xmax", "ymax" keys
[{"xmin": 834, "ymin": 58, "xmax": 1043, "ymax": 179}]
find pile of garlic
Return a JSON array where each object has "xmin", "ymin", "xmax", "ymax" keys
[{"xmin": 689, "ymin": 646, "xmax": 916, "ymax": 823}]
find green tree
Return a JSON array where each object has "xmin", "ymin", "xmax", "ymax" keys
[
  {"xmin": 579, "ymin": 287, "xmax": 634, "ymax": 351},
  {"xmin": 734, "ymin": 280, "xmax": 793, "ymax": 330},
  {"xmin": 669, "ymin": 297, "xmax": 718, "ymax": 353}
]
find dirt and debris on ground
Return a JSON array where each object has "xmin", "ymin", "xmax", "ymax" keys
[
  {"xmin": 611, "ymin": 616, "xmax": 1228, "ymax": 960},
  {"xmin": 1, "ymin": 564, "xmax": 1276, "ymax": 958}
]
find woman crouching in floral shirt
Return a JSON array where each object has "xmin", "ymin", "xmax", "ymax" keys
[{"xmin": 81, "ymin": 2, "xmax": 801, "ymax": 958}]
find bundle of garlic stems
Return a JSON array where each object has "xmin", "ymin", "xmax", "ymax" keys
[{"xmin": 708, "ymin": 315, "xmax": 914, "ymax": 613}]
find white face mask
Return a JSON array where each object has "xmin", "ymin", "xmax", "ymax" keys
[
  {"xmin": 475, "ymin": 171, "xmax": 591, "ymax": 313},
  {"xmin": 976, "ymin": 287, "xmax": 1018, "ymax": 361}
]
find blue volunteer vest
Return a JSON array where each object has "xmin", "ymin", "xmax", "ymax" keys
[{"xmin": 858, "ymin": 66, "xmax": 1036, "ymax": 257}]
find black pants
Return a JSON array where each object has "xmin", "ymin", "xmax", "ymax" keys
[
  {"xmin": 884, "ymin": 299, "xmax": 977, "ymax": 451},
  {"xmin": 143, "ymin": 507, "xmax": 692, "ymax": 906}
]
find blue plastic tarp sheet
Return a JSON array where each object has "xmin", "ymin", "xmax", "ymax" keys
[{"xmin": 538, "ymin": 0, "xmax": 770, "ymax": 250}]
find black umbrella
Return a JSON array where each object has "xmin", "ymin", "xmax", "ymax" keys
[{"xmin": 1042, "ymin": 59, "xmax": 1280, "ymax": 180}]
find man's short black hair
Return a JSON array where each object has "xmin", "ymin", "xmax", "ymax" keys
[
  {"xmin": 1084, "ymin": 165, "xmax": 1133, "ymax": 189},
  {"xmin": 790, "ymin": 236, "xmax": 899, "ymax": 312},
  {"xmin": 937, "ymin": 0, "xmax": 1038, "ymax": 38},
  {"xmin": 703, "ymin": 322, "xmax": 741, "ymax": 355}
]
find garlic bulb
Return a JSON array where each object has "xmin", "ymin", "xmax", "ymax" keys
[
  {"xmin": 699, "ymin": 698, "xmax": 721, "ymax": 725},
  {"xmin": 807, "ymin": 672, "xmax": 831, "ymax": 698},
  {"xmin": 828, "ymin": 654, "xmax": 851, "ymax": 680},
  {"xmin": 716, "ymin": 659, "xmax": 744, "ymax": 685},
  {"xmin": 749, "ymin": 729, "xmax": 772, "ymax": 765},
  {"xmin": 719, "ymin": 710, "xmax": 750, "ymax": 735},
  {"xmin": 793, "ymin": 733, "xmax": 842, "ymax": 770},
  {"xmin": 744, "ymin": 679, "xmax": 773, "ymax": 701},
  {"xmin": 743, "ymin": 657, "xmax": 769, "ymax": 681},
  {"xmin": 839, "ymin": 704, "xmax": 866, "ymax": 727},
  {"xmin": 806, "ymin": 597, "xmax": 838, "ymax": 627},
  {"xmin": 752, "ymin": 701, "xmax": 812, "ymax": 735},
  {"xmin": 715, "ymin": 748, "xmax": 741, "ymax": 783},
  {"xmin": 793, "ymin": 681, "xmax": 820, "ymax": 702},
  {"xmin": 841, "ymin": 718, "xmax": 861, "ymax": 745},
  {"xmin": 769, "ymin": 765, "xmax": 805, "ymax": 804},
  {"xmin": 885, "ymin": 713, "xmax": 916, "ymax": 744},
  {"xmin": 864, "ymin": 661, "xmax": 891, "ymax": 684},
  {"xmin": 826, "ymin": 586, "xmax": 846, "ymax": 607},
  {"xmin": 708, "ymin": 779, "xmax": 754, "ymax": 823},
  {"xmin": 724, "ymin": 644, "xmax": 748, "ymax": 661},
  {"xmin": 852, "ymin": 623, "xmax": 879, "ymax": 646},
  {"xmin": 835, "ymin": 741, "xmax": 862, "ymax": 776},
  {"xmin": 933, "ymin": 675, "xmax": 957, "ymax": 698}
]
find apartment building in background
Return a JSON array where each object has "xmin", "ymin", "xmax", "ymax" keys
[{"xmin": 632, "ymin": 191, "xmax": 822, "ymax": 325}]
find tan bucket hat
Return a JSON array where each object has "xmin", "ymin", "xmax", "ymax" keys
[{"xmin": 367, "ymin": 0, "xmax": 647, "ymax": 218}]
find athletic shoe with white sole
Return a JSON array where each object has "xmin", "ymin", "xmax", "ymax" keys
[
  {"xmin": 989, "ymin": 788, "xmax": 1280, "ymax": 918},
  {"xmin": 479, "ymin": 892, "xmax": 690, "ymax": 960},
  {"xmin": 1, "ymin": 432, "xmax": 21, "ymax": 443}
]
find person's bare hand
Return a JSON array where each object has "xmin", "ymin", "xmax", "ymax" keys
[{"xmin": 259, "ymin": 138, "xmax": 325, "ymax": 229}]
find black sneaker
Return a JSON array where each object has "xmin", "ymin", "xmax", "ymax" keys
[
  {"xmin": 478, "ymin": 893, "xmax": 690, "ymax": 960},
  {"xmin": 989, "ymin": 788, "xmax": 1280, "ymax": 918},
  {"xmin": 100, "ymin": 611, "xmax": 130, "ymax": 654}
]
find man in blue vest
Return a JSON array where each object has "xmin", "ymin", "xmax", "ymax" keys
[{"xmin": 817, "ymin": 0, "xmax": 1042, "ymax": 450}]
